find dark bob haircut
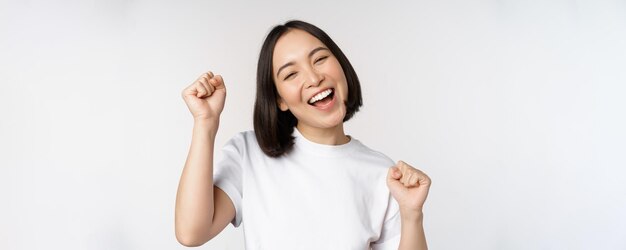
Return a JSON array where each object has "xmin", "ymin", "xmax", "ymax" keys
[{"xmin": 253, "ymin": 20, "xmax": 363, "ymax": 158}]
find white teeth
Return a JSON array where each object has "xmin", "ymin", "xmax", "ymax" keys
[{"xmin": 308, "ymin": 89, "xmax": 333, "ymax": 104}]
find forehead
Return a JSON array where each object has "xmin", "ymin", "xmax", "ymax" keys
[{"xmin": 272, "ymin": 29, "xmax": 326, "ymax": 66}]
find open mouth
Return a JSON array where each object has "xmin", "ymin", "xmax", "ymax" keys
[{"xmin": 308, "ymin": 88, "xmax": 335, "ymax": 107}]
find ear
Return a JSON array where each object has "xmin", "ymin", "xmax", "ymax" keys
[{"xmin": 277, "ymin": 97, "xmax": 289, "ymax": 111}]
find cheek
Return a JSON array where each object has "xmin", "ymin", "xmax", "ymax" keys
[
  {"xmin": 326, "ymin": 62, "xmax": 348, "ymax": 98},
  {"xmin": 325, "ymin": 62, "xmax": 348, "ymax": 90},
  {"xmin": 325, "ymin": 61, "xmax": 345, "ymax": 78},
  {"xmin": 276, "ymin": 84, "xmax": 301, "ymax": 104}
]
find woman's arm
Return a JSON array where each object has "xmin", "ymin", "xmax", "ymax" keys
[
  {"xmin": 174, "ymin": 119, "xmax": 218, "ymax": 246},
  {"xmin": 386, "ymin": 161, "xmax": 432, "ymax": 250},
  {"xmin": 399, "ymin": 210, "xmax": 427, "ymax": 250},
  {"xmin": 175, "ymin": 72, "xmax": 233, "ymax": 246}
]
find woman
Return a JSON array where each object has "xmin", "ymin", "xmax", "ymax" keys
[{"xmin": 175, "ymin": 20, "xmax": 431, "ymax": 250}]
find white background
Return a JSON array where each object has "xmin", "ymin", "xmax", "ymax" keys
[{"xmin": 1, "ymin": 0, "xmax": 625, "ymax": 249}]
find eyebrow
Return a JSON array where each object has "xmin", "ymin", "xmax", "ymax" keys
[{"xmin": 275, "ymin": 47, "xmax": 329, "ymax": 78}]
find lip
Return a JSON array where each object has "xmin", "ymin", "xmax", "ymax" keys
[{"xmin": 307, "ymin": 88, "xmax": 334, "ymax": 104}]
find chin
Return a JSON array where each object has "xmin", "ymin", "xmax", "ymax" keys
[{"xmin": 320, "ymin": 111, "xmax": 346, "ymax": 128}]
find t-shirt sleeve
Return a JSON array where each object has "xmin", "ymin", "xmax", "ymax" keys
[
  {"xmin": 371, "ymin": 193, "xmax": 401, "ymax": 250},
  {"xmin": 213, "ymin": 133, "xmax": 245, "ymax": 228}
]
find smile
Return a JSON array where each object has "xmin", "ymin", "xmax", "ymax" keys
[{"xmin": 308, "ymin": 88, "xmax": 334, "ymax": 104}]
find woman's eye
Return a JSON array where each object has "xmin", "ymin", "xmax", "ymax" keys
[
  {"xmin": 315, "ymin": 56, "xmax": 328, "ymax": 63},
  {"xmin": 284, "ymin": 72, "xmax": 296, "ymax": 80}
]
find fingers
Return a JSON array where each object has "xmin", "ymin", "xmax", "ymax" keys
[
  {"xmin": 182, "ymin": 71, "xmax": 223, "ymax": 99},
  {"xmin": 387, "ymin": 166, "xmax": 401, "ymax": 181},
  {"xmin": 211, "ymin": 75, "xmax": 225, "ymax": 90},
  {"xmin": 200, "ymin": 75, "xmax": 215, "ymax": 96},
  {"xmin": 408, "ymin": 173, "xmax": 419, "ymax": 186},
  {"xmin": 392, "ymin": 160, "xmax": 431, "ymax": 188}
]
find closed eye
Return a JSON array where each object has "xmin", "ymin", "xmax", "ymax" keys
[
  {"xmin": 315, "ymin": 56, "xmax": 328, "ymax": 63},
  {"xmin": 284, "ymin": 72, "xmax": 297, "ymax": 80}
]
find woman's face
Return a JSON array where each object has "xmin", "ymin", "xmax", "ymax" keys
[{"xmin": 272, "ymin": 29, "xmax": 349, "ymax": 131}]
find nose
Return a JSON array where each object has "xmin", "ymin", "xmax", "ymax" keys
[{"xmin": 305, "ymin": 67, "xmax": 324, "ymax": 88}]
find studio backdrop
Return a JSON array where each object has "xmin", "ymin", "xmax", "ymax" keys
[{"xmin": 1, "ymin": 0, "xmax": 625, "ymax": 249}]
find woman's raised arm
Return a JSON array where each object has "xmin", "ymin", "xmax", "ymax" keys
[{"xmin": 175, "ymin": 72, "xmax": 234, "ymax": 246}]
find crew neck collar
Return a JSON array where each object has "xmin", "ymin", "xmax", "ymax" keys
[{"xmin": 292, "ymin": 127, "xmax": 359, "ymax": 157}]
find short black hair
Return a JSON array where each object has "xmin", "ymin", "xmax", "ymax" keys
[{"xmin": 253, "ymin": 20, "xmax": 363, "ymax": 158}]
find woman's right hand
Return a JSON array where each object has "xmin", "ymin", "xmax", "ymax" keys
[{"xmin": 181, "ymin": 71, "xmax": 227, "ymax": 122}]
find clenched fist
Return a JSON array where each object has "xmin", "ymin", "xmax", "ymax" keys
[
  {"xmin": 387, "ymin": 161, "xmax": 431, "ymax": 214},
  {"xmin": 181, "ymin": 71, "xmax": 226, "ymax": 121}
]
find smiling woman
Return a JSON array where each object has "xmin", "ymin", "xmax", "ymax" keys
[
  {"xmin": 269, "ymin": 29, "xmax": 352, "ymax": 151},
  {"xmin": 253, "ymin": 21, "xmax": 364, "ymax": 157},
  {"xmin": 175, "ymin": 20, "xmax": 431, "ymax": 250},
  {"xmin": 274, "ymin": 32, "xmax": 346, "ymax": 118}
]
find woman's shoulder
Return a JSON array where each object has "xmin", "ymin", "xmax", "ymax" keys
[
  {"xmin": 351, "ymin": 138, "xmax": 395, "ymax": 167},
  {"xmin": 232, "ymin": 130, "xmax": 255, "ymax": 139},
  {"xmin": 221, "ymin": 130, "xmax": 265, "ymax": 156},
  {"xmin": 225, "ymin": 130, "xmax": 258, "ymax": 146}
]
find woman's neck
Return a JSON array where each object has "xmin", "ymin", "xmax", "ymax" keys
[{"xmin": 296, "ymin": 123, "xmax": 351, "ymax": 146}]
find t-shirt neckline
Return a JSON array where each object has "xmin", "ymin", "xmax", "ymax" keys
[{"xmin": 292, "ymin": 127, "xmax": 359, "ymax": 157}]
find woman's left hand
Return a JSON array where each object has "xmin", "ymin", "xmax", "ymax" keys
[{"xmin": 386, "ymin": 161, "xmax": 432, "ymax": 214}]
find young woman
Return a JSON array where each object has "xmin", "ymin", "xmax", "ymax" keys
[{"xmin": 175, "ymin": 20, "xmax": 431, "ymax": 250}]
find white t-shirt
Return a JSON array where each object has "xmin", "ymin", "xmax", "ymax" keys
[{"xmin": 213, "ymin": 127, "xmax": 401, "ymax": 250}]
